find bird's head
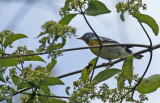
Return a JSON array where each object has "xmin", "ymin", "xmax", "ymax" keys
[{"xmin": 77, "ymin": 32, "xmax": 97, "ymax": 44}]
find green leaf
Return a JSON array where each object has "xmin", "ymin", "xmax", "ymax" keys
[
  {"xmin": 117, "ymin": 72, "xmax": 126, "ymax": 90},
  {"xmin": 37, "ymin": 31, "xmax": 47, "ymax": 38},
  {"xmin": 61, "ymin": 37, "xmax": 66, "ymax": 47},
  {"xmin": 5, "ymin": 96, "xmax": 12, "ymax": 103},
  {"xmin": 136, "ymin": 74, "xmax": 160, "ymax": 94},
  {"xmin": 0, "ymin": 66, "xmax": 6, "ymax": 83},
  {"xmin": 81, "ymin": 57, "xmax": 98, "ymax": 83},
  {"xmin": 65, "ymin": 86, "xmax": 70, "ymax": 96},
  {"xmin": 40, "ymin": 77, "xmax": 64, "ymax": 86},
  {"xmin": 135, "ymin": 14, "xmax": 159, "ymax": 35},
  {"xmin": 59, "ymin": 14, "xmax": 77, "ymax": 25},
  {"xmin": 120, "ymin": 12, "xmax": 125, "ymax": 21},
  {"xmin": 122, "ymin": 55, "xmax": 133, "ymax": 84},
  {"xmin": 93, "ymin": 68, "xmax": 121, "ymax": 85},
  {"xmin": 86, "ymin": 1, "xmax": 111, "ymax": 16},
  {"xmin": 12, "ymin": 75, "xmax": 19, "ymax": 85},
  {"xmin": 46, "ymin": 58, "xmax": 57, "ymax": 73},
  {"xmin": 0, "ymin": 85, "xmax": 4, "ymax": 88},
  {"xmin": 48, "ymin": 98, "xmax": 67, "ymax": 103},
  {"xmin": 9, "ymin": 88, "xmax": 16, "ymax": 97},
  {"xmin": 0, "ymin": 48, "xmax": 5, "ymax": 54},
  {"xmin": 4, "ymin": 34, "xmax": 28, "ymax": 48},
  {"xmin": 17, "ymin": 82, "xmax": 32, "ymax": 90},
  {"xmin": 22, "ymin": 55, "xmax": 46, "ymax": 63},
  {"xmin": 62, "ymin": 0, "xmax": 74, "ymax": 15},
  {"xmin": 0, "ymin": 70, "xmax": 6, "ymax": 83},
  {"xmin": 40, "ymin": 86, "xmax": 50, "ymax": 94},
  {"xmin": 130, "ymin": 0, "xmax": 137, "ymax": 4},
  {"xmin": 0, "ymin": 58, "xmax": 18, "ymax": 67}
]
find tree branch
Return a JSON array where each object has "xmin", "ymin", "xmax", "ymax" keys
[
  {"xmin": 0, "ymin": 43, "xmax": 150, "ymax": 59},
  {"xmin": 1, "ymin": 44, "xmax": 159, "ymax": 101},
  {"xmin": 57, "ymin": 44, "xmax": 160, "ymax": 78},
  {"xmin": 0, "ymin": 88, "xmax": 30, "ymax": 101},
  {"xmin": 21, "ymin": 92, "xmax": 69, "ymax": 99},
  {"xmin": 77, "ymin": 0, "xmax": 102, "ymax": 82},
  {"xmin": 120, "ymin": 21, "xmax": 153, "ymax": 102}
]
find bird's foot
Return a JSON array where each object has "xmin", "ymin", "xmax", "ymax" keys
[{"xmin": 120, "ymin": 56, "xmax": 125, "ymax": 60}]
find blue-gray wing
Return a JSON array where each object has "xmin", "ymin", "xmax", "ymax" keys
[
  {"xmin": 99, "ymin": 36, "xmax": 119, "ymax": 44},
  {"xmin": 99, "ymin": 36, "xmax": 132, "ymax": 53}
]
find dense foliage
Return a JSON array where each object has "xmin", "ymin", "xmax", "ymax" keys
[{"xmin": 0, "ymin": 0, "xmax": 159, "ymax": 103}]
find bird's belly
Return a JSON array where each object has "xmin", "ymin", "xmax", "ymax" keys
[{"xmin": 90, "ymin": 46, "xmax": 130, "ymax": 60}]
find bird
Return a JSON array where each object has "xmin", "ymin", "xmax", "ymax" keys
[{"xmin": 77, "ymin": 32, "xmax": 143, "ymax": 62}]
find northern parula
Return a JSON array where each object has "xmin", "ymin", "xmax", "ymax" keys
[{"xmin": 77, "ymin": 32, "xmax": 143, "ymax": 61}]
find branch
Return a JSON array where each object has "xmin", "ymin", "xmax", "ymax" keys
[
  {"xmin": 1, "ymin": 44, "xmax": 159, "ymax": 102},
  {"xmin": 57, "ymin": 44, "xmax": 160, "ymax": 78},
  {"xmin": 21, "ymin": 93, "xmax": 69, "ymax": 99},
  {"xmin": 120, "ymin": 21, "xmax": 153, "ymax": 102},
  {"xmin": 77, "ymin": 0, "xmax": 102, "ymax": 82},
  {"xmin": 0, "ymin": 44, "xmax": 149, "ymax": 59},
  {"xmin": 0, "ymin": 88, "xmax": 30, "ymax": 101}
]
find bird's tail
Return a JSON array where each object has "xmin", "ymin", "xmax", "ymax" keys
[{"xmin": 134, "ymin": 54, "xmax": 143, "ymax": 59}]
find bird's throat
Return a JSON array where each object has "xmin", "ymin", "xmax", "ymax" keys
[{"xmin": 88, "ymin": 40, "xmax": 100, "ymax": 46}]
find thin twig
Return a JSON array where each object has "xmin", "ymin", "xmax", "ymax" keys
[
  {"xmin": 0, "ymin": 44, "xmax": 149, "ymax": 59},
  {"xmin": 21, "ymin": 93, "xmax": 69, "ymax": 99},
  {"xmin": 0, "ymin": 88, "xmax": 31, "ymax": 101},
  {"xmin": 57, "ymin": 44, "xmax": 160, "ymax": 79},
  {"xmin": 77, "ymin": 0, "xmax": 102, "ymax": 82},
  {"xmin": 15, "ymin": 66, "xmax": 22, "ymax": 71},
  {"xmin": 131, "ymin": 21, "xmax": 153, "ymax": 92},
  {"xmin": 120, "ymin": 21, "xmax": 153, "ymax": 102},
  {"xmin": 138, "ymin": 21, "xmax": 152, "ymax": 46}
]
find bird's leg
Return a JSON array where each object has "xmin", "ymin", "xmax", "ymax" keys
[
  {"xmin": 102, "ymin": 59, "xmax": 113, "ymax": 68},
  {"xmin": 120, "ymin": 56, "xmax": 125, "ymax": 60},
  {"xmin": 108, "ymin": 59, "xmax": 113, "ymax": 67}
]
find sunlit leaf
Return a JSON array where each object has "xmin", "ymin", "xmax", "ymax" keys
[
  {"xmin": 40, "ymin": 77, "xmax": 64, "ymax": 86},
  {"xmin": 0, "ymin": 48, "xmax": 5, "ymax": 54},
  {"xmin": 0, "ymin": 58, "xmax": 18, "ymax": 67},
  {"xmin": 122, "ymin": 55, "xmax": 133, "ymax": 84},
  {"xmin": 12, "ymin": 75, "xmax": 19, "ymax": 85},
  {"xmin": 61, "ymin": 37, "xmax": 66, "ymax": 47},
  {"xmin": 17, "ymin": 82, "xmax": 32, "ymax": 90},
  {"xmin": 5, "ymin": 96, "xmax": 12, "ymax": 103},
  {"xmin": 0, "ymin": 85, "xmax": 4, "ymax": 88},
  {"xmin": 48, "ymin": 98, "xmax": 67, "ymax": 103},
  {"xmin": 93, "ymin": 68, "xmax": 121, "ymax": 85},
  {"xmin": 4, "ymin": 34, "xmax": 28, "ymax": 48},
  {"xmin": 22, "ymin": 55, "xmax": 46, "ymax": 63},
  {"xmin": 59, "ymin": 14, "xmax": 77, "ymax": 25},
  {"xmin": 62, "ymin": 0, "xmax": 74, "ymax": 15},
  {"xmin": 46, "ymin": 58, "xmax": 57, "ymax": 73},
  {"xmin": 9, "ymin": 88, "xmax": 16, "ymax": 97},
  {"xmin": 136, "ymin": 74, "xmax": 160, "ymax": 94},
  {"xmin": 81, "ymin": 57, "xmax": 98, "ymax": 83},
  {"xmin": 117, "ymin": 72, "xmax": 125, "ymax": 90},
  {"xmin": 40, "ymin": 86, "xmax": 50, "ymax": 94},
  {"xmin": 135, "ymin": 14, "xmax": 159, "ymax": 35},
  {"xmin": 37, "ymin": 32, "xmax": 48, "ymax": 38},
  {"xmin": 0, "ymin": 70, "xmax": 6, "ymax": 83},
  {"xmin": 86, "ymin": 1, "xmax": 111, "ymax": 16},
  {"xmin": 120, "ymin": 12, "xmax": 125, "ymax": 21},
  {"xmin": 65, "ymin": 86, "xmax": 70, "ymax": 96}
]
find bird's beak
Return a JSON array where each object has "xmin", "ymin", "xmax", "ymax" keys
[{"xmin": 76, "ymin": 37, "xmax": 83, "ymax": 40}]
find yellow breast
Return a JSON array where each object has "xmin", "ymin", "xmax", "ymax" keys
[{"xmin": 88, "ymin": 40, "xmax": 100, "ymax": 55}]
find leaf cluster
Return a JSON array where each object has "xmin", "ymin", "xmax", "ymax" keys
[
  {"xmin": 0, "ymin": 0, "xmax": 160, "ymax": 102},
  {"xmin": 0, "ymin": 31, "xmax": 65, "ymax": 102},
  {"xmin": 37, "ymin": 21, "xmax": 76, "ymax": 58}
]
